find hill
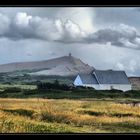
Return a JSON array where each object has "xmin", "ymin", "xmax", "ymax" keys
[{"xmin": 0, "ymin": 54, "xmax": 94, "ymax": 76}]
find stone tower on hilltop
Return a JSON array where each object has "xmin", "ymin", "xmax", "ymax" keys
[{"xmin": 69, "ymin": 53, "xmax": 72, "ymax": 57}]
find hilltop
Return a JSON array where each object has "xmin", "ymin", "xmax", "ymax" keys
[{"xmin": 0, "ymin": 54, "xmax": 94, "ymax": 76}]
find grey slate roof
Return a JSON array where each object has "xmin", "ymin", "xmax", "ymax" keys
[
  {"xmin": 94, "ymin": 70, "xmax": 131, "ymax": 84},
  {"xmin": 79, "ymin": 74, "xmax": 98, "ymax": 84}
]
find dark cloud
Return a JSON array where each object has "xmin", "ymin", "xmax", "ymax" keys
[
  {"xmin": 0, "ymin": 12, "xmax": 140, "ymax": 50},
  {"xmin": 86, "ymin": 24, "xmax": 140, "ymax": 49},
  {"xmin": 0, "ymin": 12, "xmax": 86, "ymax": 43}
]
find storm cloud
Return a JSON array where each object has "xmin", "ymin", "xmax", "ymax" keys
[
  {"xmin": 0, "ymin": 12, "xmax": 140, "ymax": 50},
  {"xmin": 2, "ymin": 12, "xmax": 86, "ymax": 42},
  {"xmin": 87, "ymin": 24, "xmax": 140, "ymax": 49}
]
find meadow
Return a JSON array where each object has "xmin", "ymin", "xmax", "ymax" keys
[
  {"xmin": 0, "ymin": 84, "xmax": 140, "ymax": 133},
  {"xmin": 0, "ymin": 98, "xmax": 140, "ymax": 133}
]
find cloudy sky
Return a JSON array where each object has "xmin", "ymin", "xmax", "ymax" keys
[{"xmin": 0, "ymin": 7, "xmax": 140, "ymax": 76}]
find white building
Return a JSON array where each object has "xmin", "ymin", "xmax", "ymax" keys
[{"xmin": 73, "ymin": 70, "xmax": 132, "ymax": 91}]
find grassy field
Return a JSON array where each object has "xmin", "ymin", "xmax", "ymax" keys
[
  {"xmin": 0, "ymin": 84, "xmax": 140, "ymax": 133},
  {"xmin": 0, "ymin": 98, "xmax": 140, "ymax": 133},
  {"xmin": 0, "ymin": 84, "xmax": 37, "ymax": 90}
]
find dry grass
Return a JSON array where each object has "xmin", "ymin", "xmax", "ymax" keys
[{"xmin": 0, "ymin": 98, "xmax": 140, "ymax": 133}]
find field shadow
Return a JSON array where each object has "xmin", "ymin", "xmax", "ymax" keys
[
  {"xmin": 78, "ymin": 110, "xmax": 140, "ymax": 118},
  {"xmin": 99, "ymin": 122, "xmax": 140, "ymax": 133},
  {"xmin": 1, "ymin": 108, "xmax": 35, "ymax": 117}
]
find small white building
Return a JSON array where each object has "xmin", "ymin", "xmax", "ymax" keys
[{"xmin": 73, "ymin": 70, "xmax": 132, "ymax": 91}]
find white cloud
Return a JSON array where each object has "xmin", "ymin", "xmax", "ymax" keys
[
  {"xmin": 87, "ymin": 23, "xmax": 140, "ymax": 49},
  {"xmin": 0, "ymin": 13, "xmax": 10, "ymax": 35},
  {"xmin": 134, "ymin": 37, "xmax": 140, "ymax": 44},
  {"xmin": 0, "ymin": 12, "xmax": 140, "ymax": 51},
  {"xmin": 55, "ymin": 8, "xmax": 96, "ymax": 33},
  {"xmin": 129, "ymin": 59, "xmax": 137, "ymax": 72},
  {"xmin": 118, "ymin": 38, "xmax": 138, "ymax": 49},
  {"xmin": 115, "ymin": 24, "xmax": 137, "ymax": 37},
  {"xmin": 14, "ymin": 12, "xmax": 32, "ymax": 27},
  {"xmin": 115, "ymin": 59, "xmax": 138, "ymax": 76},
  {"xmin": 116, "ymin": 62, "xmax": 125, "ymax": 70},
  {"xmin": 10, "ymin": 12, "xmax": 87, "ymax": 42}
]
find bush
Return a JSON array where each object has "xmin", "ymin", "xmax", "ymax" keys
[
  {"xmin": 37, "ymin": 81, "xmax": 71, "ymax": 91},
  {"xmin": 3, "ymin": 87, "xmax": 22, "ymax": 93},
  {"xmin": 22, "ymin": 89, "xmax": 38, "ymax": 95},
  {"xmin": 100, "ymin": 89, "xmax": 123, "ymax": 93}
]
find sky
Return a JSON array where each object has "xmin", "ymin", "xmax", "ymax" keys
[{"xmin": 0, "ymin": 7, "xmax": 140, "ymax": 76}]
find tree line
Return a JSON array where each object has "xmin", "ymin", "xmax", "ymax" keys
[{"xmin": 37, "ymin": 80, "xmax": 73, "ymax": 91}]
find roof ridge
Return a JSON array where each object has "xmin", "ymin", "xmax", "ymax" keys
[
  {"xmin": 95, "ymin": 69, "xmax": 125, "ymax": 72},
  {"xmin": 93, "ymin": 71, "xmax": 100, "ymax": 84}
]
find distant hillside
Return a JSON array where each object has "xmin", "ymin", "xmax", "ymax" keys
[
  {"xmin": 0, "ymin": 54, "xmax": 94, "ymax": 76},
  {"xmin": 128, "ymin": 77, "xmax": 140, "ymax": 90}
]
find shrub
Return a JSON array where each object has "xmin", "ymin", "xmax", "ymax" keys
[
  {"xmin": 22, "ymin": 89, "xmax": 38, "ymax": 95},
  {"xmin": 37, "ymin": 81, "xmax": 71, "ymax": 91},
  {"xmin": 3, "ymin": 87, "xmax": 22, "ymax": 93}
]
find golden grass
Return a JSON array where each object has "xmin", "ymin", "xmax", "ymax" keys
[{"xmin": 0, "ymin": 98, "xmax": 140, "ymax": 133}]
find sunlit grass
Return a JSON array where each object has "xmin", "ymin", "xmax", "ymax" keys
[{"xmin": 0, "ymin": 98, "xmax": 140, "ymax": 133}]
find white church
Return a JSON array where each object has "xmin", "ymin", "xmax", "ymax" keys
[{"xmin": 73, "ymin": 69, "xmax": 132, "ymax": 91}]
